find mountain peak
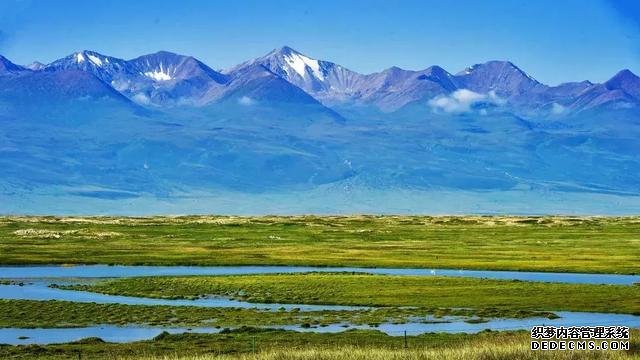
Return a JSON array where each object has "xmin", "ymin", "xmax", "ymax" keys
[
  {"xmin": 48, "ymin": 50, "xmax": 122, "ymax": 69},
  {"xmin": 26, "ymin": 61, "xmax": 45, "ymax": 71},
  {"xmin": 130, "ymin": 51, "xmax": 228, "ymax": 85},
  {"xmin": 133, "ymin": 50, "xmax": 190, "ymax": 61},
  {"xmin": 414, "ymin": 66, "xmax": 456, "ymax": 90},
  {"xmin": 252, "ymin": 46, "xmax": 326, "ymax": 82},
  {"xmin": 384, "ymin": 66, "xmax": 406, "ymax": 73},
  {"xmin": 153, "ymin": 50, "xmax": 180, "ymax": 56},
  {"xmin": 454, "ymin": 60, "xmax": 540, "ymax": 96},
  {"xmin": 266, "ymin": 46, "xmax": 323, "ymax": 64},
  {"xmin": 274, "ymin": 45, "xmax": 301, "ymax": 56},
  {"xmin": 422, "ymin": 65, "xmax": 451, "ymax": 77},
  {"xmin": 257, "ymin": 46, "xmax": 305, "ymax": 60},
  {"xmin": 607, "ymin": 69, "xmax": 639, "ymax": 82},
  {"xmin": 605, "ymin": 69, "xmax": 640, "ymax": 98},
  {"xmin": 78, "ymin": 49, "xmax": 108, "ymax": 59},
  {"xmin": 459, "ymin": 60, "xmax": 533, "ymax": 78}
]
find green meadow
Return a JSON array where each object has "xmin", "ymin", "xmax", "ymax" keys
[
  {"xmin": 1, "ymin": 215, "xmax": 639, "ymax": 273},
  {"xmin": 2, "ymin": 298, "xmax": 552, "ymax": 329},
  {"xmin": 1, "ymin": 216, "xmax": 639, "ymax": 359},
  {"xmin": 62, "ymin": 273, "xmax": 640, "ymax": 314}
]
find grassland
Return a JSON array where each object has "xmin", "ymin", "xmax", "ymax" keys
[
  {"xmin": 2, "ymin": 215, "xmax": 639, "ymax": 359},
  {"xmin": 2, "ymin": 298, "xmax": 547, "ymax": 329},
  {"xmin": 62, "ymin": 273, "xmax": 640, "ymax": 314},
  {"xmin": 138, "ymin": 343, "xmax": 638, "ymax": 360},
  {"xmin": 2, "ymin": 328, "xmax": 637, "ymax": 360},
  {"xmin": 1, "ymin": 215, "xmax": 639, "ymax": 274},
  {"xmin": 160, "ymin": 348, "xmax": 636, "ymax": 360}
]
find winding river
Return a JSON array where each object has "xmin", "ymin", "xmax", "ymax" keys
[
  {"xmin": 1, "ymin": 265, "xmax": 638, "ymax": 285},
  {"xmin": 1, "ymin": 265, "xmax": 638, "ymax": 345}
]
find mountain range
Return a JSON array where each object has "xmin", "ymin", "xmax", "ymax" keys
[
  {"xmin": 1, "ymin": 46, "xmax": 639, "ymax": 114},
  {"xmin": 1, "ymin": 46, "xmax": 639, "ymax": 214}
]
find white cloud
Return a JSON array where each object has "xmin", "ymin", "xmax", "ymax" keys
[
  {"xmin": 132, "ymin": 93, "xmax": 151, "ymax": 105},
  {"xmin": 238, "ymin": 96, "xmax": 256, "ymax": 106},
  {"xmin": 110, "ymin": 79, "xmax": 131, "ymax": 92},
  {"xmin": 551, "ymin": 103, "xmax": 566, "ymax": 115},
  {"xmin": 428, "ymin": 89, "xmax": 503, "ymax": 113}
]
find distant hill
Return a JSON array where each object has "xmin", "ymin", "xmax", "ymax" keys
[{"xmin": 0, "ymin": 47, "xmax": 639, "ymax": 214}]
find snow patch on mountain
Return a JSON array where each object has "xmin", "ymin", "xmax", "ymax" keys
[
  {"xmin": 143, "ymin": 64, "xmax": 172, "ymax": 81},
  {"xmin": 283, "ymin": 51, "xmax": 324, "ymax": 80},
  {"xmin": 87, "ymin": 54, "xmax": 103, "ymax": 66}
]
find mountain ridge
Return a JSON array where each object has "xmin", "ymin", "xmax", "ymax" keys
[
  {"xmin": 225, "ymin": 47, "xmax": 640, "ymax": 114},
  {"xmin": 4, "ymin": 46, "xmax": 638, "ymax": 116}
]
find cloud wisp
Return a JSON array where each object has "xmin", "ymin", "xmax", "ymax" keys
[
  {"xmin": 551, "ymin": 102, "xmax": 566, "ymax": 115},
  {"xmin": 238, "ymin": 96, "xmax": 256, "ymax": 106},
  {"xmin": 428, "ymin": 89, "xmax": 503, "ymax": 113}
]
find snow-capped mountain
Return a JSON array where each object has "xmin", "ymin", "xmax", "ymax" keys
[
  {"xmin": 230, "ymin": 47, "xmax": 460, "ymax": 111},
  {"xmin": 30, "ymin": 49, "xmax": 335, "ymax": 111},
  {"xmin": 10, "ymin": 46, "xmax": 639, "ymax": 115},
  {"xmin": 126, "ymin": 51, "xmax": 229, "ymax": 106},
  {"xmin": 228, "ymin": 46, "xmax": 365, "ymax": 104},
  {"xmin": 130, "ymin": 51, "xmax": 228, "ymax": 84},
  {"xmin": 208, "ymin": 62, "xmax": 329, "ymax": 106},
  {"xmin": 45, "ymin": 50, "xmax": 136, "ymax": 83},
  {"xmin": 42, "ymin": 50, "xmax": 231, "ymax": 106},
  {"xmin": 229, "ymin": 47, "xmax": 640, "ymax": 115},
  {"xmin": 2, "ymin": 52, "xmax": 131, "ymax": 103}
]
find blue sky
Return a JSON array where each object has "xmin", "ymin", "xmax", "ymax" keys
[{"xmin": 0, "ymin": 0, "xmax": 638, "ymax": 85}]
